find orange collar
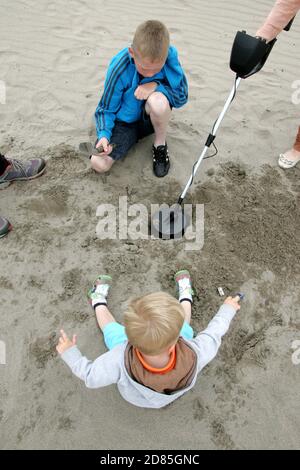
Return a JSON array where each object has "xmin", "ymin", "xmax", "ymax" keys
[{"xmin": 135, "ymin": 347, "xmax": 176, "ymax": 374}]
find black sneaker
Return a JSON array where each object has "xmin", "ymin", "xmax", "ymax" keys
[{"xmin": 152, "ymin": 144, "xmax": 170, "ymax": 177}]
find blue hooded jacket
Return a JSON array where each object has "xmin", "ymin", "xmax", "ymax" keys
[{"xmin": 95, "ymin": 46, "xmax": 188, "ymax": 141}]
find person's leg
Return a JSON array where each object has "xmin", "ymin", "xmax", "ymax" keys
[
  {"xmin": 91, "ymin": 122, "xmax": 138, "ymax": 174},
  {"xmin": 278, "ymin": 126, "xmax": 300, "ymax": 169},
  {"xmin": 145, "ymin": 92, "xmax": 171, "ymax": 147},
  {"xmin": 175, "ymin": 270, "xmax": 194, "ymax": 340},
  {"xmin": 90, "ymin": 154, "xmax": 114, "ymax": 173},
  {"xmin": 95, "ymin": 303, "xmax": 128, "ymax": 351},
  {"xmin": 0, "ymin": 215, "xmax": 11, "ymax": 238},
  {"xmin": 0, "ymin": 154, "xmax": 45, "ymax": 188},
  {"xmin": 180, "ymin": 300, "xmax": 192, "ymax": 325},
  {"xmin": 0, "ymin": 154, "xmax": 10, "ymax": 175},
  {"xmin": 293, "ymin": 126, "xmax": 300, "ymax": 152},
  {"xmin": 95, "ymin": 304, "xmax": 117, "ymax": 332},
  {"xmin": 144, "ymin": 92, "xmax": 172, "ymax": 178},
  {"xmin": 0, "ymin": 156, "xmax": 12, "ymax": 237},
  {"xmin": 87, "ymin": 274, "xmax": 128, "ymax": 350}
]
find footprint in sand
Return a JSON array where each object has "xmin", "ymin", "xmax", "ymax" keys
[
  {"xmin": 193, "ymin": 398, "xmax": 206, "ymax": 421},
  {"xmin": 30, "ymin": 332, "xmax": 57, "ymax": 369},
  {"xmin": 210, "ymin": 419, "xmax": 235, "ymax": 449},
  {"xmin": 24, "ymin": 185, "xmax": 70, "ymax": 217}
]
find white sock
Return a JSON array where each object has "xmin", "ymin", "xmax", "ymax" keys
[{"xmin": 91, "ymin": 284, "xmax": 110, "ymax": 309}]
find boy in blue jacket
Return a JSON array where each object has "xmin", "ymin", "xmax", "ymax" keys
[{"xmin": 91, "ymin": 20, "xmax": 188, "ymax": 177}]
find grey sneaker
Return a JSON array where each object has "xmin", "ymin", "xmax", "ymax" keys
[
  {"xmin": 0, "ymin": 216, "xmax": 12, "ymax": 238},
  {"xmin": 0, "ymin": 157, "xmax": 46, "ymax": 189}
]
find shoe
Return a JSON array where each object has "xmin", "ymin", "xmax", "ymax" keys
[
  {"xmin": 0, "ymin": 216, "xmax": 12, "ymax": 238},
  {"xmin": 278, "ymin": 150, "xmax": 300, "ymax": 169},
  {"xmin": 174, "ymin": 269, "xmax": 194, "ymax": 303},
  {"xmin": 152, "ymin": 143, "xmax": 170, "ymax": 177},
  {"xmin": 0, "ymin": 156, "xmax": 46, "ymax": 189},
  {"xmin": 88, "ymin": 275, "xmax": 112, "ymax": 309}
]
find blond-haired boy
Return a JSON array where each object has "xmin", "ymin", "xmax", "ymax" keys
[
  {"xmin": 57, "ymin": 271, "xmax": 241, "ymax": 409},
  {"xmin": 91, "ymin": 20, "xmax": 188, "ymax": 177}
]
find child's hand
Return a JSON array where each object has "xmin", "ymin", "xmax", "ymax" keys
[
  {"xmin": 56, "ymin": 329, "xmax": 77, "ymax": 355},
  {"xmin": 134, "ymin": 82, "xmax": 157, "ymax": 100},
  {"xmin": 224, "ymin": 295, "xmax": 241, "ymax": 311},
  {"xmin": 95, "ymin": 138, "xmax": 113, "ymax": 156}
]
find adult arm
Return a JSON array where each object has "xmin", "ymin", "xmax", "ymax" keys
[{"xmin": 256, "ymin": 0, "xmax": 300, "ymax": 41}]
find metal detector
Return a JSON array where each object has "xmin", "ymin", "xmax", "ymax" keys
[{"xmin": 151, "ymin": 17, "xmax": 296, "ymax": 240}]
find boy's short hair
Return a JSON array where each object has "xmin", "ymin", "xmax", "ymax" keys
[
  {"xmin": 124, "ymin": 292, "xmax": 185, "ymax": 355},
  {"xmin": 132, "ymin": 20, "xmax": 170, "ymax": 62}
]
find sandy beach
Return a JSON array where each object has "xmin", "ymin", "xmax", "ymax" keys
[{"xmin": 0, "ymin": 0, "xmax": 299, "ymax": 449}]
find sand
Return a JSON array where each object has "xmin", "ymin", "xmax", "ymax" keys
[{"xmin": 0, "ymin": 0, "xmax": 300, "ymax": 450}]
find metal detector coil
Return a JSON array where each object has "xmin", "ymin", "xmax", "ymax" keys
[
  {"xmin": 230, "ymin": 31, "xmax": 277, "ymax": 78},
  {"xmin": 151, "ymin": 203, "xmax": 190, "ymax": 240}
]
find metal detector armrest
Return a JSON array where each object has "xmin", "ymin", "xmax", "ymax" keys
[{"xmin": 230, "ymin": 31, "xmax": 276, "ymax": 78}]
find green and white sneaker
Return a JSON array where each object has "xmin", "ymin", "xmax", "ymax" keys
[
  {"xmin": 88, "ymin": 275, "xmax": 112, "ymax": 309},
  {"xmin": 175, "ymin": 269, "xmax": 194, "ymax": 304}
]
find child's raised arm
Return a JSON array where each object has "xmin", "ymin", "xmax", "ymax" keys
[
  {"xmin": 58, "ymin": 335, "xmax": 121, "ymax": 389},
  {"xmin": 191, "ymin": 296, "xmax": 241, "ymax": 372}
]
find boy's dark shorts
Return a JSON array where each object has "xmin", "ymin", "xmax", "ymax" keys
[{"xmin": 97, "ymin": 107, "xmax": 154, "ymax": 161}]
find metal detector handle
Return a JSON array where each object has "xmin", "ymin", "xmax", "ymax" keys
[
  {"xmin": 178, "ymin": 76, "xmax": 242, "ymax": 204},
  {"xmin": 230, "ymin": 31, "xmax": 277, "ymax": 79},
  {"xmin": 284, "ymin": 16, "xmax": 295, "ymax": 31},
  {"xmin": 230, "ymin": 12, "xmax": 296, "ymax": 79}
]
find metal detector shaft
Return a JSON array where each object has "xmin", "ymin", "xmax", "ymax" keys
[{"xmin": 178, "ymin": 76, "xmax": 242, "ymax": 203}]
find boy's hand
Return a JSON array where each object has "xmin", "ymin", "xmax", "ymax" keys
[
  {"xmin": 94, "ymin": 138, "xmax": 113, "ymax": 156},
  {"xmin": 56, "ymin": 329, "xmax": 77, "ymax": 355},
  {"xmin": 224, "ymin": 295, "xmax": 241, "ymax": 311},
  {"xmin": 134, "ymin": 82, "xmax": 157, "ymax": 100}
]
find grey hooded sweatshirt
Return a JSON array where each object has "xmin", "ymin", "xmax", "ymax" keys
[{"xmin": 61, "ymin": 304, "xmax": 237, "ymax": 408}]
